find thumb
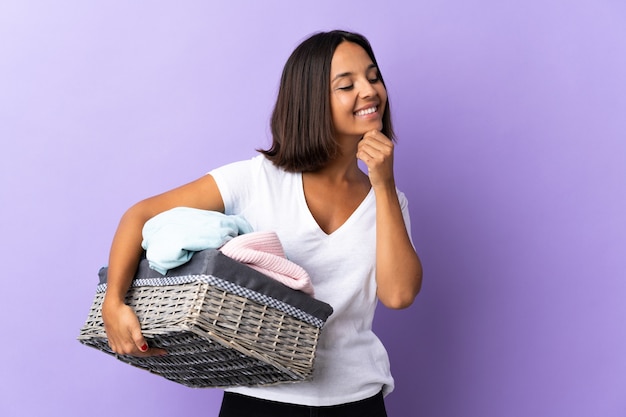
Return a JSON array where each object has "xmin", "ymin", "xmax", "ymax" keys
[{"xmin": 131, "ymin": 328, "xmax": 149, "ymax": 353}]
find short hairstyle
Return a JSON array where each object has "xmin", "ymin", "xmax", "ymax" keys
[{"xmin": 258, "ymin": 30, "xmax": 394, "ymax": 172}]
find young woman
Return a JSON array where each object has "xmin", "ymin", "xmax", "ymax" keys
[{"xmin": 102, "ymin": 30, "xmax": 422, "ymax": 417}]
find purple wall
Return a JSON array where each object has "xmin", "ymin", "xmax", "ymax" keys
[{"xmin": 1, "ymin": 1, "xmax": 624, "ymax": 416}]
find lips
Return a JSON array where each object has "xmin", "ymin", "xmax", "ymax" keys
[{"xmin": 354, "ymin": 106, "xmax": 378, "ymax": 116}]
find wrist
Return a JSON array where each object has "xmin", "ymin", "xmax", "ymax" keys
[
  {"xmin": 102, "ymin": 292, "xmax": 126, "ymax": 310},
  {"xmin": 371, "ymin": 179, "xmax": 396, "ymax": 195}
]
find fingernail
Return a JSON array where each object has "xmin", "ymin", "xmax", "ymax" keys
[{"xmin": 140, "ymin": 343, "xmax": 148, "ymax": 352}]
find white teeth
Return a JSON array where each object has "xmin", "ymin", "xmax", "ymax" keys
[{"xmin": 355, "ymin": 106, "xmax": 377, "ymax": 116}]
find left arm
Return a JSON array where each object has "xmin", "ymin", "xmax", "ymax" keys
[{"xmin": 358, "ymin": 130, "xmax": 423, "ymax": 309}]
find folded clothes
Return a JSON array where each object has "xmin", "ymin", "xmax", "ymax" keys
[
  {"xmin": 142, "ymin": 207, "xmax": 253, "ymax": 275},
  {"xmin": 219, "ymin": 231, "xmax": 314, "ymax": 296}
]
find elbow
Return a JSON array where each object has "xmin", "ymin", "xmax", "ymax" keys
[
  {"xmin": 381, "ymin": 295, "xmax": 415, "ymax": 310},
  {"xmin": 379, "ymin": 273, "xmax": 422, "ymax": 310}
]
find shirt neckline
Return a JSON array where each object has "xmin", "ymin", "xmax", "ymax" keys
[{"xmin": 296, "ymin": 172, "xmax": 374, "ymax": 237}]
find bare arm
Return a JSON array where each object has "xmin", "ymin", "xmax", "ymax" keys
[
  {"xmin": 102, "ymin": 174, "xmax": 224, "ymax": 356},
  {"xmin": 357, "ymin": 130, "xmax": 423, "ymax": 309}
]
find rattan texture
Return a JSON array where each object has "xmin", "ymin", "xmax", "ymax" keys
[{"xmin": 78, "ymin": 253, "xmax": 332, "ymax": 388}]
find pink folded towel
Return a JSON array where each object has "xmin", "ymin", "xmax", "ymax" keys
[{"xmin": 219, "ymin": 231, "xmax": 314, "ymax": 296}]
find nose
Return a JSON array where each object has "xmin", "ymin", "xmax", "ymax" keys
[{"xmin": 358, "ymin": 78, "xmax": 378, "ymax": 99}]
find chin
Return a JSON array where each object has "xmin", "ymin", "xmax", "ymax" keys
[{"xmin": 367, "ymin": 121, "xmax": 383, "ymax": 132}]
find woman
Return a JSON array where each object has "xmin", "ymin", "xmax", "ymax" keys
[{"xmin": 102, "ymin": 30, "xmax": 422, "ymax": 416}]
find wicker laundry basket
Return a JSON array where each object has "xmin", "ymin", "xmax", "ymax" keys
[{"xmin": 78, "ymin": 249, "xmax": 333, "ymax": 388}]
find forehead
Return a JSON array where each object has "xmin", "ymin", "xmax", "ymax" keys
[{"xmin": 330, "ymin": 41, "xmax": 375, "ymax": 75}]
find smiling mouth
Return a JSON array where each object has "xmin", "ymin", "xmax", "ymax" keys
[{"xmin": 354, "ymin": 106, "xmax": 377, "ymax": 116}]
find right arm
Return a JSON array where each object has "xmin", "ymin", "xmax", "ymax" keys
[{"xmin": 102, "ymin": 174, "xmax": 224, "ymax": 356}]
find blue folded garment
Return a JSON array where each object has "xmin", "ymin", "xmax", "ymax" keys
[{"xmin": 141, "ymin": 207, "xmax": 253, "ymax": 275}]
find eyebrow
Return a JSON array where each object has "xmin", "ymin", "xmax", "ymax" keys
[{"xmin": 331, "ymin": 64, "xmax": 378, "ymax": 83}]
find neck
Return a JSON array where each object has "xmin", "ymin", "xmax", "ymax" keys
[{"xmin": 307, "ymin": 150, "xmax": 367, "ymax": 185}]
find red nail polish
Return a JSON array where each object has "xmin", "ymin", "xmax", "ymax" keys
[{"xmin": 140, "ymin": 343, "xmax": 148, "ymax": 352}]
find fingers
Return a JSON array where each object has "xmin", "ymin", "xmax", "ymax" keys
[
  {"xmin": 130, "ymin": 328, "xmax": 168, "ymax": 357},
  {"xmin": 131, "ymin": 328, "xmax": 149, "ymax": 353},
  {"xmin": 357, "ymin": 130, "xmax": 395, "ymax": 187},
  {"xmin": 103, "ymin": 303, "xmax": 167, "ymax": 357},
  {"xmin": 108, "ymin": 324, "xmax": 166, "ymax": 357},
  {"xmin": 361, "ymin": 129, "xmax": 392, "ymax": 146},
  {"xmin": 358, "ymin": 130, "xmax": 393, "ymax": 160}
]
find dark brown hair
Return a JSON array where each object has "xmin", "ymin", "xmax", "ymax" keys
[{"xmin": 258, "ymin": 30, "xmax": 394, "ymax": 172}]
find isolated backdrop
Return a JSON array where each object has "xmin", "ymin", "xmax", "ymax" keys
[{"xmin": 1, "ymin": 1, "xmax": 625, "ymax": 416}]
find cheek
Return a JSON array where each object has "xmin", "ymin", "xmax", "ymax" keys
[
  {"xmin": 378, "ymin": 86, "xmax": 388, "ymax": 106},
  {"xmin": 330, "ymin": 95, "xmax": 354, "ymax": 120},
  {"xmin": 332, "ymin": 93, "xmax": 350, "ymax": 107}
]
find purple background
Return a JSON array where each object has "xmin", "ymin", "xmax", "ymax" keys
[{"xmin": 1, "ymin": 1, "xmax": 625, "ymax": 416}]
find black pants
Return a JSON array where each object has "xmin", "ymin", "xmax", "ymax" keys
[{"xmin": 219, "ymin": 391, "xmax": 388, "ymax": 417}]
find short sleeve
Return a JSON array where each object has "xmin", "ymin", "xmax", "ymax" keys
[
  {"xmin": 397, "ymin": 189, "xmax": 415, "ymax": 247},
  {"xmin": 209, "ymin": 157, "xmax": 258, "ymax": 215}
]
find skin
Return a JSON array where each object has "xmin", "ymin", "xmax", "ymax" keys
[
  {"xmin": 308, "ymin": 41, "xmax": 422, "ymax": 307},
  {"xmin": 101, "ymin": 40, "xmax": 422, "ymax": 358}
]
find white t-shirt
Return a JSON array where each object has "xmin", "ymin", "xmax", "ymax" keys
[{"xmin": 210, "ymin": 155, "xmax": 413, "ymax": 407}]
